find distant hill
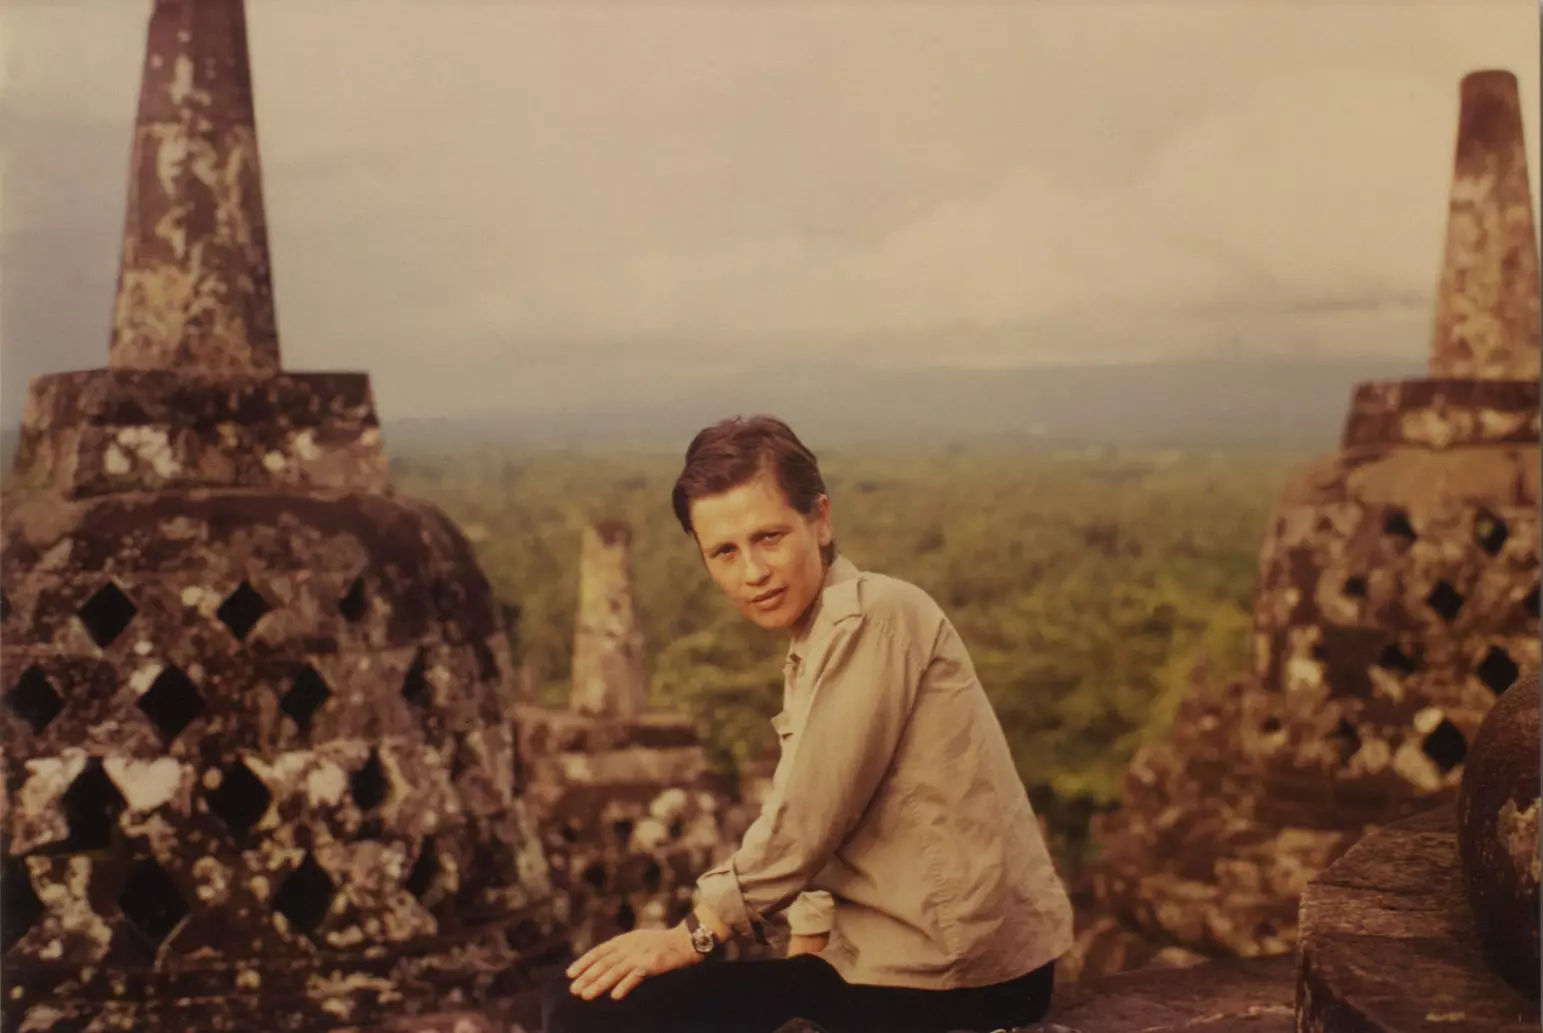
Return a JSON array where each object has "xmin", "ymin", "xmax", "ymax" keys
[
  {"xmin": 0, "ymin": 356, "xmax": 1426, "ymax": 469},
  {"xmin": 383, "ymin": 355, "xmax": 1424, "ymax": 451}
]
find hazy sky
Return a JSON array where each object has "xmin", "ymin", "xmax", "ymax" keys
[{"xmin": 1, "ymin": 1, "xmax": 1538, "ymax": 421}]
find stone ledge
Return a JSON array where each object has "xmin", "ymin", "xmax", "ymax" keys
[
  {"xmin": 1341, "ymin": 378, "xmax": 1541, "ymax": 449},
  {"xmin": 1026, "ymin": 955, "xmax": 1295, "ymax": 1033},
  {"xmin": 1296, "ymin": 805, "xmax": 1541, "ymax": 1033},
  {"xmin": 10, "ymin": 369, "xmax": 386, "ymax": 496}
]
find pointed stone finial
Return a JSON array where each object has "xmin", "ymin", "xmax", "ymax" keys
[
  {"xmin": 1429, "ymin": 70, "xmax": 1541, "ymax": 381},
  {"xmin": 109, "ymin": 0, "xmax": 280, "ymax": 374},
  {"xmin": 570, "ymin": 520, "xmax": 648, "ymax": 721}
]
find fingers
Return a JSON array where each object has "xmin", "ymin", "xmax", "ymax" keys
[
  {"xmin": 610, "ymin": 966, "xmax": 648, "ymax": 1000},
  {"xmin": 573, "ymin": 955, "xmax": 636, "ymax": 1000},
  {"xmin": 565, "ymin": 938, "xmax": 616, "ymax": 980}
]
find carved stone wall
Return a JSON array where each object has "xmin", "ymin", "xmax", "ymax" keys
[{"xmin": 516, "ymin": 707, "xmax": 770, "ymax": 961}]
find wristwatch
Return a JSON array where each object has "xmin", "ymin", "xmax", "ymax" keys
[{"xmin": 684, "ymin": 911, "xmax": 720, "ymax": 958}]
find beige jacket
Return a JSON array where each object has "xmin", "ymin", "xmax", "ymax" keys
[{"xmin": 695, "ymin": 556, "xmax": 1075, "ymax": 989}]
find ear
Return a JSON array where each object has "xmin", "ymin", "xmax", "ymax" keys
[{"xmin": 814, "ymin": 494, "xmax": 833, "ymax": 545}]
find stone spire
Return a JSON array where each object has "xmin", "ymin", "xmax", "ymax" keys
[
  {"xmin": 109, "ymin": 0, "xmax": 279, "ymax": 374},
  {"xmin": 1429, "ymin": 70, "xmax": 1540, "ymax": 381},
  {"xmin": 570, "ymin": 521, "xmax": 648, "ymax": 721}
]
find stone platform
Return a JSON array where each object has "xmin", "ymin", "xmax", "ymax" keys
[{"xmin": 1297, "ymin": 805, "xmax": 1541, "ymax": 1033}]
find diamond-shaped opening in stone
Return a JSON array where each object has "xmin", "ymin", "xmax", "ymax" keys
[
  {"xmin": 273, "ymin": 852, "xmax": 335, "ymax": 937},
  {"xmin": 1341, "ymin": 576, "xmax": 1367, "ymax": 599},
  {"xmin": 612, "ymin": 818, "xmax": 635, "ymax": 846},
  {"xmin": 1260, "ymin": 716, "xmax": 1282, "ymax": 734},
  {"xmin": 582, "ymin": 862, "xmax": 608, "ymax": 892},
  {"xmin": 338, "ymin": 576, "xmax": 368, "ymax": 623},
  {"xmin": 1425, "ymin": 581, "xmax": 1465, "ymax": 624},
  {"xmin": 401, "ymin": 650, "xmax": 429, "ymax": 709},
  {"xmin": 207, "ymin": 760, "xmax": 272, "ymax": 839},
  {"xmin": 560, "ymin": 819, "xmax": 582, "ymax": 844},
  {"xmin": 667, "ymin": 819, "xmax": 684, "ymax": 840},
  {"xmin": 1330, "ymin": 718, "xmax": 1361, "ymax": 765},
  {"xmin": 216, "ymin": 581, "xmax": 271, "ymax": 642},
  {"xmin": 1474, "ymin": 510, "xmax": 1509, "ymax": 556},
  {"xmin": 504, "ymin": 918, "xmax": 544, "ymax": 953},
  {"xmin": 280, "ymin": 666, "xmax": 331, "ymax": 734},
  {"xmin": 1476, "ymin": 646, "xmax": 1521, "ymax": 697},
  {"xmin": 471, "ymin": 637, "xmax": 500, "ymax": 682},
  {"xmin": 0, "ymin": 856, "xmax": 44, "ymax": 955},
  {"xmin": 5, "ymin": 665, "xmax": 63, "ymax": 734},
  {"xmin": 350, "ymin": 750, "xmax": 389, "ymax": 812},
  {"xmin": 666, "ymin": 899, "xmax": 693, "ymax": 926},
  {"xmin": 78, "ymin": 582, "xmax": 137, "ymax": 648},
  {"xmin": 137, "ymin": 666, "xmax": 205, "ymax": 746},
  {"xmin": 405, "ymin": 838, "xmax": 440, "ymax": 901},
  {"xmin": 615, "ymin": 901, "xmax": 637, "ymax": 932},
  {"xmin": 1421, "ymin": 719, "xmax": 1467, "ymax": 774},
  {"xmin": 61, "ymin": 758, "xmax": 126, "ymax": 852},
  {"xmin": 1374, "ymin": 643, "xmax": 1417, "ymax": 676},
  {"xmin": 643, "ymin": 859, "xmax": 663, "ymax": 893},
  {"xmin": 118, "ymin": 857, "xmax": 188, "ymax": 947},
  {"xmin": 1524, "ymin": 584, "xmax": 1539, "ymax": 621},
  {"xmin": 1382, "ymin": 509, "xmax": 1417, "ymax": 542}
]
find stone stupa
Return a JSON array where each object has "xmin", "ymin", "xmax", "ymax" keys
[
  {"xmin": 0, "ymin": 3, "xmax": 564, "ymax": 1030},
  {"xmin": 1087, "ymin": 69, "xmax": 1541, "ymax": 962}
]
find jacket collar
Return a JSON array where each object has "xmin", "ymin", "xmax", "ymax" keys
[{"xmin": 786, "ymin": 554, "xmax": 859, "ymax": 667}]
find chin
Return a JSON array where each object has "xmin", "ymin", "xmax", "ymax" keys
[{"xmin": 746, "ymin": 609, "xmax": 786, "ymax": 630}]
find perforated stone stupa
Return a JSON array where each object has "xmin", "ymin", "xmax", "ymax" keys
[
  {"xmin": 1088, "ymin": 69, "xmax": 1541, "ymax": 961},
  {"xmin": 0, "ymin": 3, "xmax": 561, "ymax": 1030}
]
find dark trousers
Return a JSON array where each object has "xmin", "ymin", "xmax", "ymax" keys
[{"xmin": 541, "ymin": 953, "xmax": 1055, "ymax": 1033}]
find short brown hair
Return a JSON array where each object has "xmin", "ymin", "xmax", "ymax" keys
[{"xmin": 672, "ymin": 415, "xmax": 837, "ymax": 566}]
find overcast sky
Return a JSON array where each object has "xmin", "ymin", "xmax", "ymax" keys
[{"xmin": 1, "ymin": 1, "xmax": 1538, "ymax": 421}]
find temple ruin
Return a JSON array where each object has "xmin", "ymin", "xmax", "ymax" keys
[
  {"xmin": 518, "ymin": 520, "xmax": 772, "ymax": 961},
  {"xmin": 0, "ymin": 3, "xmax": 562, "ymax": 1030},
  {"xmin": 1085, "ymin": 68, "xmax": 1541, "ymax": 971},
  {"xmin": 3, "ymin": 2, "xmax": 1538, "ymax": 1029}
]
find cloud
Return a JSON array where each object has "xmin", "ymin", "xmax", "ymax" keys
[{"xmin": 1, "ymin": 1, "xmax": 1538, "ymax": 421}]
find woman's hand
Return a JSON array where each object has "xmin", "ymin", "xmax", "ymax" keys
[
  {"xmin": 786, "ymin": 932, "xmax": 829, "ymax": 957},
  {"xmin": 566, "ymin": 926, "xmax": 701, "ymax": 1001}
]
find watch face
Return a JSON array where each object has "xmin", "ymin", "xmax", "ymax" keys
[{"xmin": 690, "ymin": 925, "xmax": 715, "ymax": 953}]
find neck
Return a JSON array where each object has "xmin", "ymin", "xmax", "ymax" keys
[{"xmin": 787, "ymin": 558, "xmax": 831, "ymax": 640}]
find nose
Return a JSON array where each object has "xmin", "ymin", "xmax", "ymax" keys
[{"xmin": 743, "ymin": 553, "xmax": 771, "ymax": 585}]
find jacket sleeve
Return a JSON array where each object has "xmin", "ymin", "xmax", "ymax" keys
[{"xmin": 695, "ymin": 616, "xmax": 922, "ymax": 939}]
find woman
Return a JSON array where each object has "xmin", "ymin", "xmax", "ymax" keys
[{"xmin": 544, "ymin": 415, "xmax": 1073, "ymax": 1033}]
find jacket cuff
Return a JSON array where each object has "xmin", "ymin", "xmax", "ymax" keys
[
  {"xmin": 786, "ymin": 891, "xmax": 834, "ymax": 936},
  {"xmin": 694, "ymin": 864, "xmax": 757, "ymax": 941}
]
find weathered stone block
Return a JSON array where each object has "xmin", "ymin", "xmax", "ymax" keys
[
  {"xmin": 1456, "ymin": 670, "xmax": 1540, "ymax": 997},
  {"xmin": 1296, "ymin": 806, "xmax": 1540, "ymax": 1033}
]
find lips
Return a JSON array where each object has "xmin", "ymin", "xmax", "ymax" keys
[{"xmin": 750, "ymin": 588, "xmax": 786, "ymax": 608}]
